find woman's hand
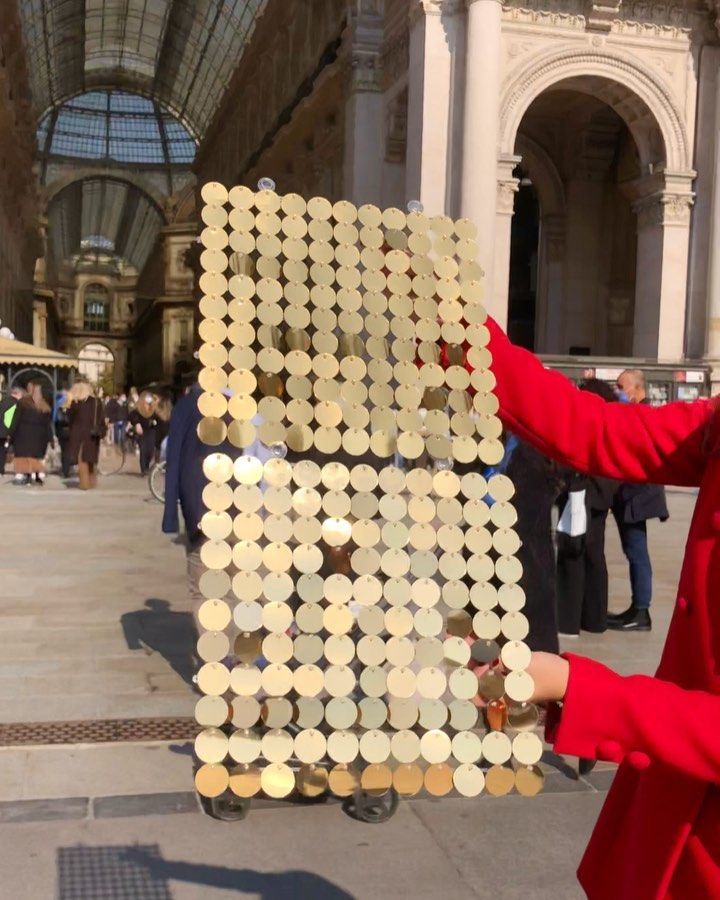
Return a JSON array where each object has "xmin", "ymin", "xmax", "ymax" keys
[{"xmin": 527, "ymin": 652, "xmax": 570, "ymax": 703}]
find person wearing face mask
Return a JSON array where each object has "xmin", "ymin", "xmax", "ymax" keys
[{"xmin": 128, "ymin": 392, "xmax": 158, "ymax": 476}]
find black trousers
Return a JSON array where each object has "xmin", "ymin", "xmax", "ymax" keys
[
  {"xmin": 139, "ymin": 432, "xmax": 156, "ymax": 475},
  {"xmin": 0, "ymin": 440, "xmax": 6, "ymax": 475},
  {"xmin": 556, "ymin": 509, "xmax": 609, "ymax": 634}
]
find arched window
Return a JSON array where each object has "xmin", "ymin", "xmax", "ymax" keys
[{"xmin": 84, "ymin": 284, "xmax": 110, "ymax": 332}]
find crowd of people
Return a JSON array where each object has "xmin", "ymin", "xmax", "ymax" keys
[
  {"xmin": 511, "ymin": 368, "xmax": 666, "ymax": 653},
  {"xmin": 0, "ymin": 381, "xmax": 172, "ymax": 488}
]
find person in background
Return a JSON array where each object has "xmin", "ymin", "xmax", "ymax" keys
[
  {"xmin": 154, "ymin": 395, "xmax": 172, "ymax": 463},
  {"xmin": 54, "ymin": 390, "xmax": 73, "ymax": 479},
  {"xmin": 0, "ymin": 386, "xmax": 23, "ymax": 476},
  {"xmin": 67, "ymin": 381, "xmax": 105, "ymax": 490},
  {"xmin": 502, "ymin": 434, "xmax": 565, "ymax": 653},
  {"xmin": 129, "ymin": 392, "xmax": 158, "ymax": 475},
  {"xmin": 10, "ymin": 381, "xmax": 53, "ymax": 485},
  {"xmin": 127, "ymin": 387, "xmax": 139, "ymax": 414},
  {"xmin": 608, "ymin": 368, "xmax": 668, "ymax": 632},
  {"xmin": 115, "ymin": 393, "xmax": 128, "ymax": 445},
  {"xmin": 556, "ymin": 379, "xmax": 619, "ymax": 636},
  {"xmin": 104, "ymin": 394, "xmax": 123, "ymax": 445}
]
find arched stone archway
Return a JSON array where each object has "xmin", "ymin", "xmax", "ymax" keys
[
  {"xmin": 499, "ymin": 47, "xmax": 690, "ymax": 171},
  {"xmin": 78, "ymin": 342, "xmax": 115, "ymax": 393},
  {"xmin": 495, "ymin": 53, "xmax": 695, "ymax": 360}
]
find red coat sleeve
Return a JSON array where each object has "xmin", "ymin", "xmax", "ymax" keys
[
  {"xmin": 487, "ymin": 318, "xmax": 715, "ymax": 487},
  {"xmin": 550, "ymin": 654, "xmax": 720, "ymax": 785}
]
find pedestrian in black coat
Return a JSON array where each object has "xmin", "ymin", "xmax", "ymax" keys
[
  {"xmin": 556, "ymin": 379, "xmax": 620, "ymax": 636},
  {"xmin": 10, "ymin": 381, "xmax": 52, "ymax": 485}
]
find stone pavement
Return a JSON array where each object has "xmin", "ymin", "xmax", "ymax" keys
[{"xmin": 0, "ymin": 471, "xmax": 696, "ymax": 899}]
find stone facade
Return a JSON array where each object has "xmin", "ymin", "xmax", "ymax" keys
[
  {"xmin": 195, "ymin": 0, "xmax": 720, "ymax": 380},
  {"xmin": 0, "ymin": 1, "xmax": 40, "ymax": 341}
]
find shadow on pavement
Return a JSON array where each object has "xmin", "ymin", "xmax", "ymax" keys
[
  {"xmin": 57, "ymin": 844, "xmax": 356, "ymax": 899},
  {"xmin": 120, "ymin": 599, "xmax": 198, "ymax": 686}
]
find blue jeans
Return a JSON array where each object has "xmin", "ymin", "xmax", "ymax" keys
[{"xmin": 614, "ymin": 517, "xmax": 652, "ymax": 609}]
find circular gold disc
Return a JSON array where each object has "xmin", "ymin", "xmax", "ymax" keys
[
  {"xmin": 485, "ymin": 765, "xmax": 515, "ymax": 797},
  {"xmin": 424, "ymin": 763, "xmax": 453, "ymax": 797},
  {"xmin": 195, "ymin": 764, "xmax": 229, "ymax": 798},
  {"xmin": 328, "ymin": 764, "xmax": 361, "ymax": 798},
  {"xmin": 261, "ymin": 763, "xmax": 295, "ymax": 799},
  {"xmin": 453, "ymin": 764, "xmax": 485, "ymax": 798},
  {"xmin": 296, "ymin": 764, "xmax": 329, "ymax": 798},
  {"xmin": 515, "ymin": 765, "xmax": 545, "ymax": 797},
  {"xmin": 393, "ymin": 764, "xmax": 424, "ymax": 797}
]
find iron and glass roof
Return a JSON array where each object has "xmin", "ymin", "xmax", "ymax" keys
[
  {"xmin": 47, "ymin": 178, "xmax": 165, "ymax": 274},
  {"xmin": 37, "ymin": 90, "xmax": 197, "ymax": 165},
  {"xmin": 20, "ymin": 0, "xmax": 267, "ymax": 138}
]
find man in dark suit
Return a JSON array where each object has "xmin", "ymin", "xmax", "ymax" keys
[{"xmin": 609, "ymin": 369, "xmax": 668, "ymax": 632}]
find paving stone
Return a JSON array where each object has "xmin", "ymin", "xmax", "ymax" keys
[
  {"xmin": 93, "ymin": 791, "xmax": 200, "ymax": 819},
  {"xmin": 0, "ymin": 796, "xmax": 88, "ymax": 823},
  {"xmin": 583, "ymin": 768, "xmax": 617, "ymax": 792}
]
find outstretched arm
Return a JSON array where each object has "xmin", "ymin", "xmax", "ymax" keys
[
  {"xmin": 487, "ymin": 318, "xmax": 715, "ymax": 486},
  {"xmin": 533, "ymin": 652, "xmax": 720, "ymax": 786}
]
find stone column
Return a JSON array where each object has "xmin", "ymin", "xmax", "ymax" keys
[
  {"xmin": 491, "ymin": 155, "xmax": 520, "ymax": 328},
  {"xmin": 343, "ymin": 4, "xmax": 385, "ymax": 206},
  {"xmin": 460, "ymin": 0, "xmax": 503, "ymax": 297},
  {"xmin": 704, "ymin": 55, "xmax": 720, "ymax": 379},
  {"xmin": 631, "ymin": 175, "xmax": 694, "ymax": 360},
  {"xmin": 405, "ymin": 0, "xmax": 464, "ymax": 215}
]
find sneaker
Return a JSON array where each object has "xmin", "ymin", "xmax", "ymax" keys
[{"xmin": 607, "ymin": 608, "xmax": 652, "ymax": 632}]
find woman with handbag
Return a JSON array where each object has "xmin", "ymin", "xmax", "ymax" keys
[{"xmin": 67, "ymin": 381, "xmax": 105, "ymax": 490}]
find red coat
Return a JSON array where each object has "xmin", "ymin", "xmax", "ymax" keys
[{"xmin": 485, "ymin": 319, "xmax": 720, "ymax": 899}]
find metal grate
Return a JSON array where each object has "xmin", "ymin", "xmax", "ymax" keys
[{"xmin": 0, "ymin": 717, "xmax": 197, "ymax": 747}]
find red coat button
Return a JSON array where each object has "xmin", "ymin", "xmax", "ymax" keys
[
  {"xmin": 712, "ymin": 511, "xmax": 720, "ymax": 533},
  {"xmin": 597, "ymin": 740, "xmax": 623, "ymax": 763},
  {"xmin": 626, "ymin": 751, "xmax": 651, "ymax": 771},
  {"xmin": 677, "ymin": 597, "xmax": 689, "ymax": 613}
]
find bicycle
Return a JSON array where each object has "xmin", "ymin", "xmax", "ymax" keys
[
  {"xmin": 97, "ymin": 430, "xmax": 136, "ymax": 476},
  {"xmin": 148, "ymin": 459, "xmax": 166, "ymax": 502}
]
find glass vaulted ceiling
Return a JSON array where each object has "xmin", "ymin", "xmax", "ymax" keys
[
  {"xmin": 20, "ymin": 0, "xmax": 267, "ymax": 138},
  {"xmin": 37, "ymin": 90, "xmax": 197, "ymax": 166},
  {"xmin": 48, "ymin": 178, "xmax": 165, "ymax": 275}
]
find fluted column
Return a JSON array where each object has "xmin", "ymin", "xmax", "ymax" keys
[
  {"xmin": 342, "ymin": 3, "xmax": 385, "ymax": 205},
  {"xmin": 460, "ymin": 0, "xmax": 503, "ymax": 309},
  {"xmin": 492, "ymin": 155, "xmax": 520, "ymax": 328},
  {"xmin": 631, "ymin": 173, "xmax": 694, "ymax": 360}
]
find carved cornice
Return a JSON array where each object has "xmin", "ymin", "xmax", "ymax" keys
[{"xmin": 502, "ymin": 0, "xmax": 713, "ymax": 38}]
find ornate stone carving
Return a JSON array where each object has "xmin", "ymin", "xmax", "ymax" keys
[
  {"xmin": 633, "ymin": 191, "xmax": 694, "ymax": 228},
  {"xmin": 497, "ymin": 179, "xmax": 520, "ymax": 215},
  {"xmin": 502, "ymin": 0, "xmax": 711, "ymax": 38},
  {"xmin": 499, "ymin": 48, "xmax": 690, "ymax": 172},
  {"xmin": 410, "ymin": 0, "xmax": 466, "ymax": 23},
  {"xmin": 585, "ymin": 0, "xmax": 622, "ymax": 32}
]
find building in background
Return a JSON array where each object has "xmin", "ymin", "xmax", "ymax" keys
[{"xmin": 1, "ymin": 0, "xmax": 720, "ymax": 390}]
